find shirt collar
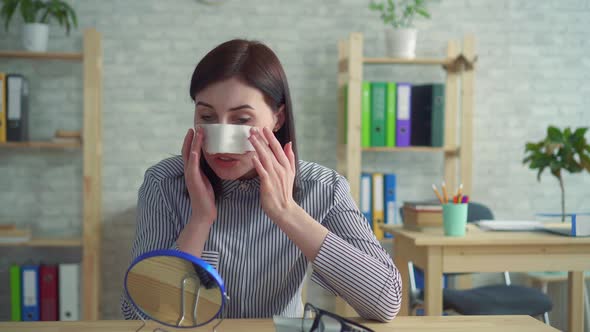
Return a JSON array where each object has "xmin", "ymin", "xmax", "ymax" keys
[{"xmin": 221, "ymin": 176, "xmax": 261, "ymax": 198}]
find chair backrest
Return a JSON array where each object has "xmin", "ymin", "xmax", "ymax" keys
[{"xmin": 466, "ymin": 201, "xmax": 494, "ymax": 222}]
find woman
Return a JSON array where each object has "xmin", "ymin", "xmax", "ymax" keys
[{"xmin": 121, "ymin": 39, "xmax": 401, "ymax": 321}]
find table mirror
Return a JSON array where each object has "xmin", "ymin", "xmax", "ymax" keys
[{"xmin": 124, "ymin": 249, "xmax": 227, "ymax": 330}]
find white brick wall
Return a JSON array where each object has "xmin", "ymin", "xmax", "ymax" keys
[{"xmin": 1, "ymin": 0, "xmax": 589, "ymax": 324}]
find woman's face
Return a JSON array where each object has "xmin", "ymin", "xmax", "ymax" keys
[{"xmin": 194, "ymin": 77, "xmax": 284, "ymax": 180}]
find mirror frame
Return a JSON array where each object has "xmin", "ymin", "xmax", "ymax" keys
[{"xmin": 124, "ymin": 249, "xmax": 226, "ymax": 328}]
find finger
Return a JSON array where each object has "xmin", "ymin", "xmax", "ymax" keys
[
  {"xmin": 249, "ymin": 128, "xmax": 275, "ymax": 171},
  {"xmin": 192, "ymin": 126, "xmax": 204, "ymax": 155},
  {"xmin": 263, "ymin": 127, "xmax": 290, "ymax": 169},
  {"xmin": 189, "ymin": 127, "xmax": 203, "ymax": 167},
  {"xmin": 254, "ymin": 128, "xmax": 282, "ymax": 173},
  {"xmin": 182, "ymin": 128, "xmax": 194, "ymax": 167},
  {"xmin": 251, "ymin": 155, "xmax": 269, "ymax": 181},
  {"xmin": 285, "ymin": 142, "xmax": 296, "ymax": 173}
]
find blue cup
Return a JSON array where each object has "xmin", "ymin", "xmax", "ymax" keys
[{"xmin": 442, "ymin": 203, "xmax": 468, "ymax": 236}]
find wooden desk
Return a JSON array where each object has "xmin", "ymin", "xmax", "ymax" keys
[
  {"xmin": 385, "ymin": 224, "xmax": 590, "ymax": 332},
  {"xmin": 0, "ymin": 316, "xmax": 557, "ymax": 331}
]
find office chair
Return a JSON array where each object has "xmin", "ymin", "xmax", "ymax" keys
[{"xmin": 400, "ymin": 202, "xmax": 553, "ymax": 324}]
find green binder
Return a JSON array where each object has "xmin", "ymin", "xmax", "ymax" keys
[
  {"xmin": 361, "ymin": 81, "xmax": 371, "ymax": 148},
  {"xmin": 10, "ymin": 264, "xmax": 21, "ymax": 321},
  {"xmin": 370, "ymin": 82, "xmax": 387, "ymax": 147},
  {"xmin": 431, "ymin": 84, "xmax": 445, "ymax": 147},
  {"xmin": 385, "ymin": 82, "xmax": 397, "ymax": 147}
]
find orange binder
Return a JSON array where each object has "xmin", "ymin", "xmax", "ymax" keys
[
  {"xmin": 372, "ymin": 173, "xmax": 385, "ymax": 240},
  {"xmin": 0, "ymin": 72, "xmax": 6, "ymax": 143}
]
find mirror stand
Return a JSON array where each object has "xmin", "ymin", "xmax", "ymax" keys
[
  {"xmin": 177, "ymin": 273, "xmax": 203, "ymax": 326},
  {"xmin": 129, "ymin": 297, "xmax": 170, "ymax": 332},
  {"xmin": 176, "ymin": 272, "xmax": 231, "ymax": 332}
]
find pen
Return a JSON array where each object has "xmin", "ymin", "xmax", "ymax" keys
[
  {"xmin": 441, "ymin": 181, "xmax": 449, "ymax": 204},
  {"xmin": 432, "ymin": 184, "xmax": 444, "ymax": 204},
  {"xmin": 456, "ymin": 184, "xmax": 463, "ymax": 203},
  {"xmin": 461, "ymin": 195, "xmax": 469, "ymax": 203}
]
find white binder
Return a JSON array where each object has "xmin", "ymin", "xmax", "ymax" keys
[
  {"xmin": 59, "ymin": 263, "xmax": 80, "ymax": 321},
  {"xmin": 360, "ymin": 173, "xmax": 372, "ymax": 228}
]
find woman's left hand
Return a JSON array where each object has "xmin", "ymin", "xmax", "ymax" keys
[{"xmin": 249, "ymin": 127, "xmax": 297, "ymax": 223}]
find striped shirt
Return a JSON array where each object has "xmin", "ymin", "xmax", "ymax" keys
[{"xmin": 121, "ymin": 156, "xmax": 401, "ymax": 321}]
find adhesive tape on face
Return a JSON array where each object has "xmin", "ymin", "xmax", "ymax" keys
[{"xmin": 199, "ymin": 124, "xmax": 255, "ymax": 154}]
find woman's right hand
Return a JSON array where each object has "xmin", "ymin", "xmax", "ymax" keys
[{"xmin": 182, "ymin": 127, "xmax": 217, "ymax": 224}]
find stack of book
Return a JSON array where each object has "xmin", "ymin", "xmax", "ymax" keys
[
  {"xmin": 0, "ymin": 224, "xmax": 32, "ymax": 244},
  {"xmin": 401, "ymin": 200, "xmax": 443, "ymax": 230},
  {"xmin": 51, "ymin": 130, "xmax": 82, "ymax": 144}
]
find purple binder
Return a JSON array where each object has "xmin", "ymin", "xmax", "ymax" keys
[{"xmin": 396, "ymin": 83, "xmax": 412, "ymax": 147}]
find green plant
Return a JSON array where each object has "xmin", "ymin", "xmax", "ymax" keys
[
  {"xmin": 369, "ymin": 0, "xmax": 431, "ymax": 29},
  {"xmin": 523, "ymin": 126, "xmax": 590, "ymax": 221},
  {"xmin": 1, "ymin": 0, "xmax": 77, "ymax": 35}
]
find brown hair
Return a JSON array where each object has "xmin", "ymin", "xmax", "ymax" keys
[{"xmin": 188, "ymin": 39, "xmax": 299, "ymax": 201}]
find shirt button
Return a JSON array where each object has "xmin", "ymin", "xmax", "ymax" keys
[{"xmin": 240, "ymin": 183, "xmax": 248, "ymax": 190}]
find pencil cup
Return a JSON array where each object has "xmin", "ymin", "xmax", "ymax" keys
[{"xmin": 442, "ymin": 203, "xmax": 468, "ymax": 236}]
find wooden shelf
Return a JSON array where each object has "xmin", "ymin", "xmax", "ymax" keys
[
  {"xmin": 363, "ymin": 146, "xmax": 459, "ymax": 153},
  {"xmin": 0, "ymin": 140, "xmax": 82, "ymax": 149},
  {"xmin": 363, "ymin": 57, "xmax": 455, "ymax": 66},
  {"xmin": 0, "ymin": 50, "xmax": 83, "ymax": 61},
  {"xmin": 0, "ymin": 237, "xmax": 83, "ymax": 247}
]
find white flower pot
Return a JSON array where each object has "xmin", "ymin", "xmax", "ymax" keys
[
  {"xmin": 22, "ymin": 23, "xmax": 49, "ymax": 52},
  {"xmin": 385, "ymin": 28, "xmax": 417, "ymax": 58}
]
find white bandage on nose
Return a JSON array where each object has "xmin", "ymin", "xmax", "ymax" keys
[{"xmin": 199, "ymin": 124, "xmax": 255, "ymax": 154}]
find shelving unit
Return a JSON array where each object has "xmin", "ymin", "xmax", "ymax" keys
[
  {"xmin": 337, "ymin": 32, "xmax": 476, "ymax": 206},
  {"xmin": 0, "ymin": 28, "xmax": 102, "ymax": 320},
  {"xmin": 335, "ymin": 32, "xmax": 476, "ymax": 316}
]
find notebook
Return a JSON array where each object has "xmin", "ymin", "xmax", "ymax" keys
[
  {"xmin": 474, "ymin": 220, "xmax": 544, "ymax": 231},
  {"xmin": 475, "ymin": 219, "xmax": 590, "ymax": 237}
]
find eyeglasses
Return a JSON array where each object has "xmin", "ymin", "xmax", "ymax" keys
[{"xmin": 302, "ymin": 303, "xmax": 375, "ymax": 332}]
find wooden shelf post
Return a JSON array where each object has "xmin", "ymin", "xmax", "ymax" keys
[
  {"xmin": 335, "ymin": 32, "xmax": 364, "ymax": 317},
  {"xmin": 82, "ymin": 28, "xmax": 103, "ymax": 320},
  {"xmin": 443, "ymin": 40, "xmax": 460, "ymax": 194},
  {"xmin": 460, "ymin": 35, "xmax": 475, "ymax": 196}
]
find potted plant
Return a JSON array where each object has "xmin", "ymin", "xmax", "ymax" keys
[
  {"xmin": 523, "ymin": 126, "xmax": 590, "ymax": 221},
  {"xmin": 1, "ymin": 0, "xmax": 78, "ymax": 52},
  {"xmin": 369, "ymin": 0, "xmax": 431, "ymax": 58}
]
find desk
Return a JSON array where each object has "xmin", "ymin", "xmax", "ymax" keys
[
  {"xmin": 385, "ymin": 224, "xmax": 590, "ymax": 332},
  {"xmin": 0, "ymin": 316, "xmax": 557, "ymax": 331}
]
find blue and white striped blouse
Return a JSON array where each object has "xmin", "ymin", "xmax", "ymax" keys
[{"xmin": 121, "ymin": 156, "xmax": 401, "ymax": 321}]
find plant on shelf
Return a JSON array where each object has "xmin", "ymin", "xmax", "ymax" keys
[
  {"xmin": 368, "ymin": 0, "xmax": 431, "ymax": 58},
  {"xmin": 0, "ymin": 0, "xmax": 78, "ymax": 52},
  {"xmin": 523, "ymin": 126, "xmax": 590, "ymax": 222}
]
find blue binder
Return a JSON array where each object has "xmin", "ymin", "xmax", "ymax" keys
[
  {"xmin": 21, "ymin": 265, "xmax": 40, "ymax": 321},
  {"xmin": 383, "ymin": 173, "xmax": 397, "ymax": 239},
  {"xmin": 360, "ymin": 173, "xmax": 373, "ymax": 230}
]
